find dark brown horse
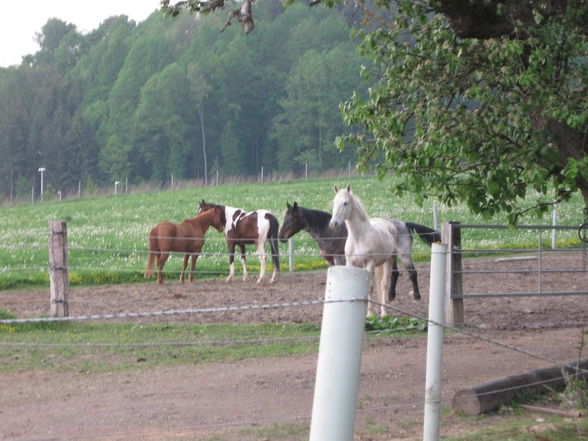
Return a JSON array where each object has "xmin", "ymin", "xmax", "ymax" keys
[
  {"xmin": 144, "ymin": 208, "xmax": 224, "ymax": 284},
  {"xmin": 279, "ymin": 202, "xmax": 347, "ymax": 265}
]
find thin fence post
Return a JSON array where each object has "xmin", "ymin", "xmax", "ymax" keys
[
  {"xmin": 49, "ymin": 221, "xmax": 69, "ymax": 317},
  {"xmin": 441, "ymin": 221, "xmax": 464, "ymax": 326},
  {"xmin": 433, "ymin": 203, "xmax": 439, "ymax": 231},
  {"xmin": 309, "ymin": 266, "xmax": 369, "ymax": 441},
  {"xmin": 551, "ymin": 204, "xmax": 558, "ymax": 249},
  {"xmin": 288, "ymin": 238, "xmax": 294, "ymax": 272},
  {"xmin": 423, "ymin": 243, "xmax": 447, "ymax": 441}
]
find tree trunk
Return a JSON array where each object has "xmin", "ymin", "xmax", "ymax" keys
[{"xmin": 198, "ymin": 106, "xmax": 208, "ymax": 186}]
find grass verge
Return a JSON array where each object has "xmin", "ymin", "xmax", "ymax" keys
[{"xmin": 0, "ymin": 320, "xmax": 321, "ymax": 374}]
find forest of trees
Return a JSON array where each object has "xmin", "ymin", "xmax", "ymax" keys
[{"xmin": 0, "ymin": 0, "xmax": 368, "ymax": 201}]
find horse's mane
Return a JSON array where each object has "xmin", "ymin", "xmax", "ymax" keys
[{"xmin": 350, "ymin": 192, "xmax": 370, "ymax": 221}]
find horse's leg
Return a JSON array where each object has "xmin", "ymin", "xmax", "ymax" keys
[
  {"xmin": 180, "ymin": 254, "xmax": 189, "ymax": 283},
  {"xmin": 157, "ymin": 253, "xmax": 169, "ymax": 285},
  {"xmin": 227, "ymin": 241, "xmax": 236, "ymax": 282},
  {"xmin": 370, "ymin": 265, "xmax": 383, "ymax": 317},
  {"xmin": 256, "ymin": 240, "xmax": 266, "ymax": 284},
  {"xmin": 400, "ymin": 254, "xmax": 421, "ymax": 300},
  {"xmin": 239, "ymin": 244, "xmax": 248, "ymax": 281},
  {"xmin": 189, "ymin": 253, "xmax": 198, "ymax": 283},
  {"xmin": 380, "ymin": 261, "xmax": 393, "ymax": 317},
  {"xmin": 388, "ymin": 256, "xmax": 399, "ymax": 301}
]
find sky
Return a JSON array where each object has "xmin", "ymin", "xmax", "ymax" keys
[{"xmin": 0, "ymin": 1, "xmax": 160, "ymax": 67}]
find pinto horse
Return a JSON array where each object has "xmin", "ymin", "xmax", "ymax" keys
[
  {"xmin": 198, "ymin": 200, "xmax": 280, "ymax": 283},
  {"xmin": 330, "ymin": 185, "xmax": 439, "ymax": 316},
  {"xmin": 279, "ymin": 202, "xmax": 347, "ymax": 265},
  {"xmin": 144, "ymin": 208, "xmax": 223, "ymax": 284}
]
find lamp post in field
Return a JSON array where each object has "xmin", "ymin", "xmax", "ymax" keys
[{"xmin": 38, "ymin": 167, "xmax": 46, "ymax": 196}]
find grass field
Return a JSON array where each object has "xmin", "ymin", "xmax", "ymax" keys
[{"xmin": 0, "ymin": 175, "xmax": 585, "ymax": 289}]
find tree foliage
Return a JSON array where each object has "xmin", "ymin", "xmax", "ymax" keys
[{"xmin": 338, "ymin": 0, "xmax": 587, "ymax": 221}]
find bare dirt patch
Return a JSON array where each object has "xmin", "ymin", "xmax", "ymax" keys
[{"xmin": 1, "ymin": 252, "xmax": 587, "ymax": 441}]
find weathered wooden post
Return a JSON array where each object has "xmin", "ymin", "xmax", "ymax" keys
[
  {"xmin": 49, "ymin": 220, "xmax": 69, "ymax": 317},
  {"xmin": 441, "ymin": 222, "xmax": 464, "ymax": 326}
]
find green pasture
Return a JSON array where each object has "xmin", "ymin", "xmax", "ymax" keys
[{"xmin": 0, "ymin": 175, "xmax": 585, "ymax": 289}]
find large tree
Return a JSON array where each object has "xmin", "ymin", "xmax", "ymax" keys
[{"xmin": 162, "ymin": 0, "xmax": 588, "ymax": 222}]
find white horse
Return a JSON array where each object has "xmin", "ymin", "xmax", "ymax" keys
[{"xmin": 329, "ymin": 185, "xmax": 422, "ymax": 316}]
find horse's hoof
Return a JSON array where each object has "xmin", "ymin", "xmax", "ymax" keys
[{"xmin": 225, "ymin": 276, "xmax": 233, "ymax": 282}]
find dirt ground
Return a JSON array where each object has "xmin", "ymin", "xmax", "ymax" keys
[{"xmin": 1, "ymin": 252, "xmax": 587, "ymax": 441}]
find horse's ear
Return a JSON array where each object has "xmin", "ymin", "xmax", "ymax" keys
[
  {"xmin": 346, "ymin": 184, "xmax": 352, "ymax": 193},
  {"xmin": 293, "ymin": 201, "xmax": 298, "ymax": 208},
  {"xmin": 333, "ymin": 185, "xmax": 339, "ymax": 193},
  {"xmin": 286, "ymin": 202, "xmax": 291, "ymax": 209}
]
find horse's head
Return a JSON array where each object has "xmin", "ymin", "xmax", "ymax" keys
[
  {"xmin": 330, "ymin": 184, "xmax": 354, "ymax": 229},
  {"xmin": 198, "ymin": 199, "xmax": 212, "ymax": 214},
  {"xmin": 279, "ymin": 201, "xmax": 304, "ymax": 242},
  {"xmin": 198, "ymin": 200, "xmax": 226, "ymax": 231}
]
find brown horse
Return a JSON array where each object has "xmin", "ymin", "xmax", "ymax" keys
[{"xmin": 144, "ymin": 208, "xmax": 224, "ymax": 284}]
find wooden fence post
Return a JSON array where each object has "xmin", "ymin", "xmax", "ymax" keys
[
  {"xmin": 49, "ymin": 220, "xmax": 69, "ymax": 317},
  {"xmin": 442, "ymin": 221, "xmax": 464, "ymax": 326}
]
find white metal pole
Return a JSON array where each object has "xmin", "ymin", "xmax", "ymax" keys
[
  {"xmin": 38, "ymin": 167, "xmax": 45, "ymax": 196},
  {"xmin": 423, "ymin": 243, "xmax": 447, "ymax": 441},
  {"xmin": 288, "ymin": 238, "xmax": 294, "ymax": 272},
  {"xmin": 433, "ymin": 203, "xmax": 439, "ymax": 232},
  {"xmin": 551, "ymin": 204, "xmax": 558, "ymax": 249},
  {"xmin": 309, "ymin": 265, "xmax": 370, "ymax": 441}
]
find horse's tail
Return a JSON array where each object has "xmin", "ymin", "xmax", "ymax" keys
[
  {"xmin": 405, "ymin": 222, "xmax": 441, "ymax": 246},
  {"xmin": 144, "ymin": 228, "xmax": 157, "ymax": 278},
  {"xmin": 267, "ymin": 214, "xmax": 281, "ymax": 272}
]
